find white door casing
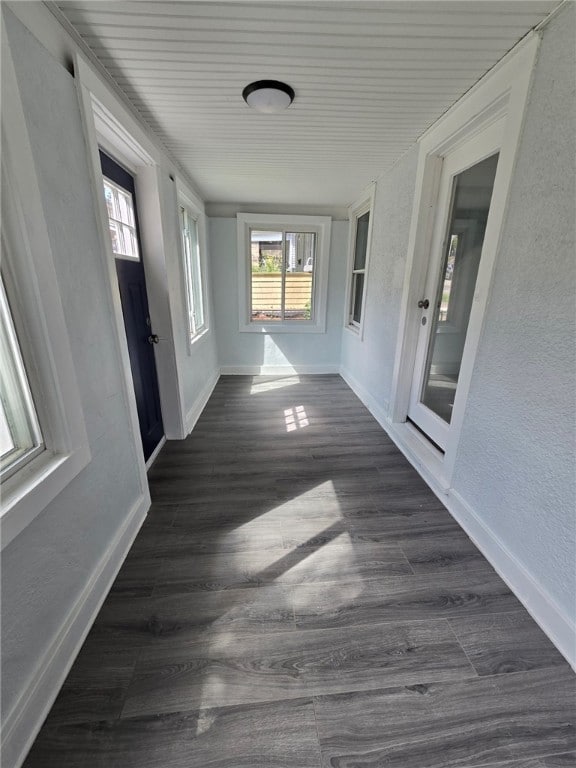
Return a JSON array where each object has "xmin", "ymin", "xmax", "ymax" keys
[
  {"xmin": 388, "ymin": 33, "xmax": 540, "ymax": 488},
  {"xmin": 407, "ymin": 119, "xmax": 504, "ymax": 450}
]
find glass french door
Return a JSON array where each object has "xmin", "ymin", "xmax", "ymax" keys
[{"xmin": 407, "ymin": 123, "xmax": 501, "ymax": 450}]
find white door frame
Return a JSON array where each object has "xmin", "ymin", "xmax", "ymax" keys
[
  {"xmin": 388, "ymin": 33, "xmax": 540, "ymax": 489},
  {"xmin": 407, "ymin": 119, "xmax": 504, "ymax": 451},
  {"xmin": 74, "ymin": 55, "xmax": 188, "ymax": 453}
]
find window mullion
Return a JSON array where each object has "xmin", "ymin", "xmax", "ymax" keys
[{"xmin": 281, "ymin": 230, "xmax": 287, "ymax": 322}]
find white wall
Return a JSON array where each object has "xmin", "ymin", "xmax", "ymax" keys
[
  {"xmin": 341, "ymin": 5, "xmax": 575, "ymax": 653},
  {"xmin": 210, "ymin": 217, "xmax": 348, "ymax": 373},
  {"xmin": 451, "ymin": 6, "xmax": 576, "ymax": 618},
  {"xmin": 1, "ymin": 7, "xmax": 145, "ymax": 762},
  {"xmin": 341, "ymin": 146, "xmax": 419, "ymax": 407},
  {"xmin": 0, "ymin": 7, "xmax": 220, "ymax": 766},
  {"xmin": 151, "ymin": 171, "xmax": 219, "ymax": 433}
]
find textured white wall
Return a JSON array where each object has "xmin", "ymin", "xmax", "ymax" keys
[
  {"xmin": 341, "ymin": 6, "xmax": 575, "ymax": 622},
  {"xmin": 154, "ymin": 171, "xmax": 219, "ymax": 427},
  {"xmin": 210, "ymin": 218, "xmax": 348, "ymax": 371},
  {"xmin": 340, "ymin": 145, "xmax": 419, "ymax": 406},
  {"xmin": 451, "ymin": 6, "xmax": 576, "ymax": 617},
  {"xmin": 1, "ymin": 8, "xmax": 143, "ymax": 719}
]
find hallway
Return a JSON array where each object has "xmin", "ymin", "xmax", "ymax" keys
[{"xmin": 24, "ymin": 376, "xmax": 575, "ymax": 766}]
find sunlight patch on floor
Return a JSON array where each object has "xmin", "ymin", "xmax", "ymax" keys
[
  {"xmin": 284, "ymin": 405, "xmax": 309, "ymax": 432},
  {"xmin": 283, "ymin": 531, "xmax": 358, "ymax": 581},
  {"xmin": 249, "ymin": 376, "xmax": 301, "ymax": 395},
  {"xmin": 237, "ymin": 481, "xmax": 344, "ymax": 527}
]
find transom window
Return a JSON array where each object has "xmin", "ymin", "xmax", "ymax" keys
[
  {"xmin": 180, "ymin": 205, "xmax": 206, "ymax": 340},
  {"xmin": 0, "ymin": 275, "xmax": 44, "ymax": 482},
  {"xmin": 250, "ymin": 229, "xmax": 316, "ymax": 323},
  {"xmin": 103, "ymin": 177, "xmax": 140, "ymax": 260}
]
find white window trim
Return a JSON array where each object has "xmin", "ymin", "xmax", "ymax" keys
[
  {"xmin": 1, "ymin": 29, "xmax": 90, "ymax": 548},
  {"xmin": 388, "ymin": 32, "xmax": 540, "ymax": 488},
  {"xmin": 237, "ymin": 212, "xmax": 331, "ymax": 334},
  {"xmin": 344, "ymin": 184, "xmax": 376, "ymax": 339},
  {"xmin": 178, "ymin": 192, "xmax": 209, "ymax": 353}
]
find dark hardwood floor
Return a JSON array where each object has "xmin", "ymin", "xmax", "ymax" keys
[{"xmin": 24, "ymin": 375, "xmax": 575, "ymax": 767}]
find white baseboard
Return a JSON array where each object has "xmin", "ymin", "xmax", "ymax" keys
[
  {"xmin": 220, "ymin": 364, "xmax": 340, "ymax": 376},
  {"xmin": 3, "ymin": 494, "xmax": 149, "ymax": 768},
  {"xmin": 185, "ymin": 369, "xmax": 220, "ymax": 435},
  {"xmin": 340, "ymin": 365, "xmax": 576, "ymax": 671},
  {"xmin": 447, "ymin": 488, "xmax": 576, "ymax": 670},
  {"xmin": 339, "ymin": 366, "xmax": 390, "ymax": 425},
  {"xmin": 145, "ymin": 436, "xmax": 166, "ymax": 470}
]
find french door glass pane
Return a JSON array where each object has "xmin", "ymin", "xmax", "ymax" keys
[
  {"xmin": 285, "ymin": 232, "xmax": 315, "ymax": 321},
  {"xmin": 421, "ymin": 153, "xmax": 499, "ymax": 423}
]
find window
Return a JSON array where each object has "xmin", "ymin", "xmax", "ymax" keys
[
  {"xmin": 103, "ymin": 177, "xmax": 140, "ymax": 260},
  {"xmin": 346, "ymin": 189, "xmax": 374, "ymax": 334},
  {"xmin": 237, "ymin": 213, "xmax": 331, "ymax": 334},
  {"xmin": 179, "ymin": 205, "xmax": 206, "ymax": 340},
  {"xmin": 250, "ymin": 229, "xmax": 316, "ymax": 322},
  {"xmin": 0, "ymin": 276, "xmax": 44, "ymax": 481}
]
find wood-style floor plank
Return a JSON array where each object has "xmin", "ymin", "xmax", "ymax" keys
[
  {"xmin": 24, "ymin": 698, "xmax": 320, "ymax": 768},
  {"xmin": 121, "ymin": 619, "xmax": 474, "ymax": 717},
  {"xmin": 292, "ymin": 571, "xmax": 523, "ymax": 630},
  {"xmin": 314, "ymin": 667, "xmax": 576, "ymax": 767},
  {"xmin": 449, "ymin": 611, "xmax": 570, "ymax": 677},
  {"xmin": 23, "ymin": 375, "xmax": 575, "ymax": 768}
]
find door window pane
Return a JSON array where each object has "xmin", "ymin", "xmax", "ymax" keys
[
  {"xmin": 421, "ymin": 153, "xmax": 499, "ymax": 423},
  {"xmin": 103, "ymin": 178, "xmax": 140, "ymax": 260}
]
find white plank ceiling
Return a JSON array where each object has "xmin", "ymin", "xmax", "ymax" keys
[{"xmin": 54, "ymin": 1, "xmax": 559, "ymax": 208}]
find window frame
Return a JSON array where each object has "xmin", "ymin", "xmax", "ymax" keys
[
  {"xmin": 1, "ymin": 33, "xmax": 90, "ymax": 549},
  {"xmin": 179, "ymin": 201, "xmax": 207, "ymax": 346},
  {"xmin": 345, "ymin": 186, "xmax": 375, "ymax": 339},
  {"xmin": 0, "ymin": 274, "xmax": 45, "ymax": 482},
  {"xmin": 237, "ymin": 213, "xmax": 331, "ymax": 334}
]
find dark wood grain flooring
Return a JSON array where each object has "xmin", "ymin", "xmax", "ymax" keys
[{"xmin": 23, "ymin": 375, "xmax": 575, "ymax": 767}]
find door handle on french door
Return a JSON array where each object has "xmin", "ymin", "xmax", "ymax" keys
[
  {"xmin": 417, "ymin": 299, "xmax": 430, "ymax": 309},
  {"xmin": 147, "ymin": 334, "xmax": 160, "ymax": 345}
]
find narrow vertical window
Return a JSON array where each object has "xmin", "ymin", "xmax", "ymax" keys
[
  {"xmin": 0, "ymin": 276, "xmax": 44, "ymax": 481},
  {"xmin": 180, "ymin": 206, "xmax": 205, "ymax": 339},
  {"xmin": 348, "ymin": 209, "xmax": 370, "ymax": 329}
]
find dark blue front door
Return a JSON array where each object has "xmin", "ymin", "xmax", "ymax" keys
[{"xmin": 99, "ymin": 151, "xmax": 164, "ymax": 462}]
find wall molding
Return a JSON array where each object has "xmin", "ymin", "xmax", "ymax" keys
[
  {"xmin": 220, "ymin": 364, "xmax": 340, "ymax": 376},
  {"xmin": 185, "ymin": 369, "xmax": 221, "ymax": 434},
  {"xmin": 340, "ymin": 366, "xmax": 576, "ymax": 671},
  {"xmin": 3, "ymin": 495, "xmax": 149, "ymax": 768}
]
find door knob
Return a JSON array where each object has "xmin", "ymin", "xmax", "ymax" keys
[
  {"xmin": 147, "ymin": 334, "xmax": 160, "ymax": 345},
  {"xmin": 417, "ymin": 299, "xmax": 430, "ymax": 309}
]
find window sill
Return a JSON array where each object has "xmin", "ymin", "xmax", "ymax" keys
[
  {"xmin": 239, "ymin": 321, "xmax": 326, "ymax": 334},
  {"xmin": 1, "ymin": 444, "xmax": 91, "ymax": 549},
  {"xmin": 188, "ymin": 326, "xmax": 210, "ymax": 353},
  {"xmin": 344, "ymin": 322, "xmax": 364, "ymax": 339}
]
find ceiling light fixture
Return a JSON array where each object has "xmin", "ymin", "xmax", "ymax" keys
[{"xmin": 242, "ymin": 80, "xmax": 295, "ymax": 113}]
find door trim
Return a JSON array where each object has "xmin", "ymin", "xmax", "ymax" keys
[
  {"xmin": 389, "ymin": 32, "xmax": 540, "ymax": 487},
  {"xmin": 407, "ymin": 122, "xmax": 503, "ymax": 450},
  {"xmin": 75, "ymin": 55, "xmax": 187, "ymax": 445}
]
